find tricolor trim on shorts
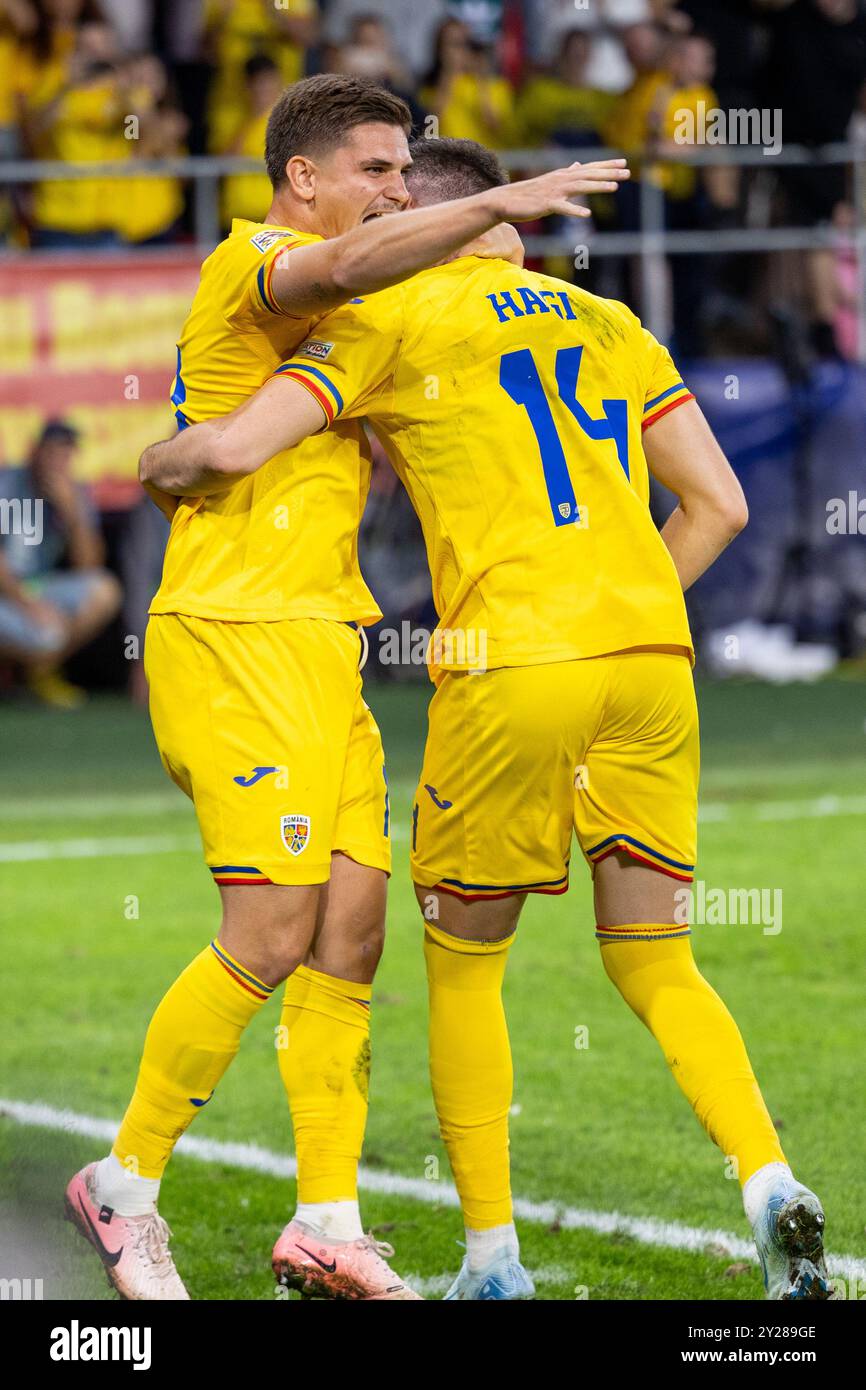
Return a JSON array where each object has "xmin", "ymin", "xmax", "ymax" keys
[
  {"xmin": 596, "ymin": 923, "xmax": 692, "ymax": 944},
  {"xmin": 642, "ymin": 383, "xmax": 695, "ymax": 430},
  {"xmin": 209, "ymin": 864, "xmax": 274, "ymax": 887},
  {"xmin": 434, "ymin": 871, "xmax": 569, "ymax": 903},
  {"xmin": 586, "ymin": 833, "xmax": 694, "ymax": 882},
  {"xmin": 209, "ymin": 939, "xmax": 273, "ymax": 1001},
  {"xmin": 272, "ymin": 361, "xmax": 344, "ymax": 425},
  {"xmin": 255, "ymin": 243, "xmax": 298, "ymax": 314}
]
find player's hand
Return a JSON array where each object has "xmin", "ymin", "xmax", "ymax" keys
[
  {"xmin": 490, "ymin": 159, "xmax": 630, "ymax": 222},
  {"xmin": 463, "ymin": 221, "xmax": 525, "ymax": 267}
]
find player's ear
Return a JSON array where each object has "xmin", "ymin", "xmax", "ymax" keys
[{"xmin": 285, "ymin": 155, "xmax": 317, "ymax": 204}]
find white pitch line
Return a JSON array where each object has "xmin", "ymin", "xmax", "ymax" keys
[
  {"xmin": 3, "ymin": 1097, "xmax": 865, "ymax": 1283},
  {"xmin": 0, "ymin": 834, "xmax": 200, "ymax": 863}
]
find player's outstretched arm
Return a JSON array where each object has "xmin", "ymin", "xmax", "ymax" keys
[
  {"xmin": 138, "ymin": 381, "xmax": 325, "ymax": 497},
  {"xmin": 269, "ymin": 159, "xmax": 628, "ymax": 316},
  {"xmin": 643, "ymin": 398, "xmax": 748, "ymax": 590}
]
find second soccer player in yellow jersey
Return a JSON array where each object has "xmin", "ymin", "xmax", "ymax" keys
[{"xmin": 143, "ymin": 138, "xmax": 830, "ymax": 1304}]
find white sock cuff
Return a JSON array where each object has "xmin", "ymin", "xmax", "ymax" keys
[
  {"xmin": 94, "ymin": 1153, "xmax": 161, "ymax": 1217},
  {"xmin": 742, "ymin": 1161, "xmax": 794, "ymax": 1227}
]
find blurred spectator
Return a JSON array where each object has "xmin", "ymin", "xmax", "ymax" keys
[
  {"xmin": 648, "ymin": 30, "xmax": 721, "ymax": 356},
  {"xmin": 321, "ymin": 0, "xmax": 448, "ymax": 81},
  {"xmin": 0, "ymin": 0, "xmax": 36, "ymax": 160},
  {"xmin": 15, "ymin": 0, "xmax": 103, "ymax": 142},
  {"xmin": 24, "ymin": 17, "xmax": 129, "ymax": 248},
  {"xmin": 118, "ymin": 52, "xmax": 188, "ymax": 245},
  {"xmin": 327, "ymin": 12, "xmax": 426, "ymax": 128},
  {"xmin": 603, "ymin": 21, "xmax": 670, "ymax": 157},
  {"xmin": 531, "ymin": 0, "xmax": 653, "ymax": 91},
  {"xmin": 648, "ymin": 30, "xmax": 718, "ymax": 202},
  {"xmin": 760, "ymin": 0, "xmax": 866, "ymax": 355},
  {"xmin": 203, "ymin": 0, "xmax": 318, "ymax": 154},
  {"xmin": 420, "ymin": 18, "xmax": 516, "ymax": 146},
  {"xmin": 677, "ymin": 0, "xmax": 763, "ymax": 109},
  {"xmin": 0, "ymin": 420, "xmax": 121, "ymax": 708},
  {"xmin": 219, "ymin": 53, "xmax": 281, "ymax": 228},
  {"xmin": 337, "ymin": 12, "xmax": 412, "ymax": 88},
  {"xmin": 444, "ymin": 0, "xmax": 503, "ymax": 47},
  {"xmin": 517, "ymin": 29, "xmax": 617, "ymax": 150},
  {"xmin": 810, "ymin": 200, "xmax": 861, "ymax": 360}
]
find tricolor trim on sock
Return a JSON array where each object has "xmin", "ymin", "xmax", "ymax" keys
[
  {"xmin": 209, "ymin": 940, "xmax": 273, "ymax": 1001},
  {"xmin": 596, "ymin": 923, "xmax": 691, "ymax": 944}
]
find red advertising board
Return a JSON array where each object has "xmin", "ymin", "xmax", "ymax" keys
[{"xmin": 0, "ymin": 252, "xmax": 203, "ymax": 508}]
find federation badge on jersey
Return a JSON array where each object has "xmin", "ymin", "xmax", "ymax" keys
[
  {"xmin": 281, "ymin": 813, "xmax": 311, "ymax": 856},
  {"xmin": 297, "ymin": 339, "xmax": 334, "ymax": 362},
  {"xmin": 250, "ymin": 229, "xmax": 293, "ymax": 253}
]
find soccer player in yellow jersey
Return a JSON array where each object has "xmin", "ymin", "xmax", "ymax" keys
[
  {"xmin": 65, "ymin": 82, "xmax": 630, "ymax": 1302},
  {"xmin": 138, "ymin": 138, "xmax": 830, "ymax": 1304}
]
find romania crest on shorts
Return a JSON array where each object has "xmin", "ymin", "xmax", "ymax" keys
[{"xmin": 280, "ymin": 813, "xmax": 311, "ymax": 856}]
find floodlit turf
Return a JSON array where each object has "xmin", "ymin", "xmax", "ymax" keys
[{"xmin": 1, "ymin": 675, "xmax": 864, "ymax": 1301}]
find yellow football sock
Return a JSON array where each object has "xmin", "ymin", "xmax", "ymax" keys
[
  {"xmin": 278, "ymin": 964, "xmax": 372, "ymax": 1204},
  {"xmin": 424, "ymin": 920, "xmax": 515, "ymax": 1230},
  {"xmin": 113, "ymin": 940, "xmax": 273, "ymax": 1179},
  {"xmin": 598, "ymin": 925, "xmax": 786, "ymax": 1185}
]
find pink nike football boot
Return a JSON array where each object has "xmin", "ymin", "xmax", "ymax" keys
[
  {"xmin": 272, "ymin": 1219, "xmax": 422, "ymax": 1300},
  {"xmin": 65, "ymin": 1162, "xmax": 189, "ymax": 1300}
]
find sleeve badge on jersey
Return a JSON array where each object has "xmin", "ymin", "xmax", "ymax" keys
[
  {"xmin": 296, "ymin": 339, "xmax": 334, "ymax": 362},
  {"xmin": 281, "ymin": 813, "xmax": 311, "ymax": 856},
  {"xmin": 250, "ymin": 229, "xmax": 292, "ymax": 253}
]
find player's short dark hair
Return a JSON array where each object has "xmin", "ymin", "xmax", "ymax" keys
[
  {"xmin": 265, "ymin": 74, "xmax": 412, "ymax": 188},
  {"xmin": 406, "ymin": 137, "xmax": 509, "ymax": 203}
]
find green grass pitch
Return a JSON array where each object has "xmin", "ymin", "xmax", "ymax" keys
[{"xmin": 1, "ymin": 675, "xmax": 864, "ymax": 1300}]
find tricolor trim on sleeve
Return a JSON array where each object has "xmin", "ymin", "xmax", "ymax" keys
[
  {"xmin": 255, "ymin": 242, "xmax": 298, "ymax": 314},
  {"xmin": 272, "ymin": 361, "xmax": 344, "ymax": 425},
  {"xmin": 642, "ymin": 383, "xmax": 695, "ymax": 430}
]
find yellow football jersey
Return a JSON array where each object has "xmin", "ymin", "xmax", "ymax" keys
[
  {"xmin": 273, "ymin": 258, "xmax": 695, "ymax": 676},
  {"xmin": 150, "ymin": 218, "xmax": 381, "ymax": 625}
]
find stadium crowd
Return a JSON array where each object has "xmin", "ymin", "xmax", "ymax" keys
[
  {"xmin": 1, "ymin": 2, "xmax": 865, "ymax": 261},
  {"xmin": 2, "ymin": 1, "xmax": 866, "ymax": 703}
]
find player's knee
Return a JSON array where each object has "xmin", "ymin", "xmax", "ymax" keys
[
  {"xmin": 219, "ymin": 885, "xmax": 319, "ymax": 986},
  {"xmin": 414, "ymin": 882, "xmax": 524, "ymax": 941}
]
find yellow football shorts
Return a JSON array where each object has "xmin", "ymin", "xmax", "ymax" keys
[
  {"xmin": 145, "ymin": 614, "xmax": 391, "ymax": 887},
  {"xmin": 410, "ymin": 649, "xmax": 698, "ymax": 900}
]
